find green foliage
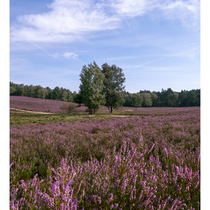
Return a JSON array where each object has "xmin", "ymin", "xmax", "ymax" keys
[
  {"xmin": 67, "ymin": 92, "xmax": 73, "ymax": 102},
  {"xmin": 34, "ymin": 85, "xmax": 46, "ymax": 99},
  {"xmin": 73, "ymin": 92, "xmax": 83, "ymax": 105},
  {"xmin": 10, "ymin": 86, "xmax": 17, "ymax": 95},
  {"xmin": 142, "ymin": 93, "xmax": 152, "ymax": 107},
  {"xmin": 59, "ymin": 103, "xmax": 77, "ymax": 113},
  {"xmin": 186, "ymin": 91, "xmax": 198, "ymax": 106},
  {"xmin": 52, "ymin": 86, "xmax": 61, "ymax": 100},
  {"xmin": 26, "ymin": 85, "xmax": 35, "ymax": 97},
  {"xmin": 123, "ymin": 92, "xmax": 132, "ymax": 107},
  {"xmin": 101, "ymin": 63, "xmax": 126, "ymax": 113},
  {"xmin": 160, "ymin": 88, "xmax": 180, "ymax": 107},
  {"xmin": 9, "ymin": 81, "xmax": 200, "ymax": 108},
  {"xmin": 131, "ymin": 93, "xmax": 143, "ymax": 107},
  {"xmin": 151, "ymin": 92, "xmax": 158, "ymax": 107},
  {"xmin": 123, "ymin": 88, "xmax": 200, "ymax": 108},
  {"xmin": 16, "ymin": 84, "xmax": 25, "ymax": 96},
  {"xmin": 79, "ymin": 61, "xmax": 106, "ymax": 114}
]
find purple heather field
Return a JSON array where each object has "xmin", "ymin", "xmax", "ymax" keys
[
  {"xmin": 10, "ymin": 96, "xmax": 104, "ymax": 113},
  {"xmin": 10, "ymin": 97, "xmax": 200, "ymax": 209},
  {"xmin": 10, "ymin": 96, "xmax": 198, "ymax": 114}
]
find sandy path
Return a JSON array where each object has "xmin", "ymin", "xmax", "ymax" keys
[
  {"xmin": 10, "ymin": 108, "xmax": 128, "ymax": 117},
  {"xmin": 10, "ymin": 108, "xmax": 53, "ymax": 114}
]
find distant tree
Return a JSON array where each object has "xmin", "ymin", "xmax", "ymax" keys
[
  {"xmin": 123, "ymin": 92, "xmax": 132, "ymax": 107},
  {"xmin": 10, "ymin": 82, "xmax": 17, "ymax": 95},
  {"xmin": 178, "ymin": 90, "xmax": 188, "ymax": 107},
  {"xmin": 34, "ymin": 85, "xmax": 46, "ymax": 99},
  {"xmin": 67, "ymin": 91, "xmax": 73, "ymax": 102},
  {"xmin": 101, "ymin": 63, "xmax": 126, "ymax": 113},
  {"xmin": 79, "ymin": 61, "xmax": 106, "ymax": 114},
  {"xmin": 10, "ymin": 86, "xmax": 17, "ymax": 95},
  {"xmin": 25, "ymin": 85, "xmax": 35, "ymax": 97},
  {"xmin": 10, "ymin": 82, "xmax": 18, "ymax": 96},
  {"xmin": 72, "ymin": 91, "xmax": 77, "ymax": 101},
  {"xmin": 172, "ymin": 92, "xmax": 180, "ymax": 107},
  {"xmin": 160, "ymin": 88, "xmax": 175, "ymax": 107},
  {"xmin": 186, "ymin": 91, "xmax": 198, "ymax": 106},
  {"xmin": 165, "ymin": 89, "xmax": 179, "ymax": 107},
  {"xmin": 131, "ymin": 93, "xmax": 143, "ymax": 107},
  {"xmin": 73, "ymin": 92, "xmax": 83, "ymax": 105},
  {"xmin": 61, "ymin": 89, "xmax": 68, "ymax": 101},
  {"xmin": 194, "ymin": 89, "xmax": 200, "ymax": 106},
  {"xmin": 52, "ymin": 86, "xmax": 61, "ymax": 100},
  {"xmin": 45, "ymin": 87, "xmax": 52, "ymax": 99},
  {"xmin": 16, "ymin": 84, "xmax": 24, "ymax": 96},
  {"xmin": 142, "ymin": 93, "xmax": 152, "ymax": 107},
  {"xmin": 23, "ymin": 85, "xmax": 28, "ymax": 96},
  {"xmin": 139, "ymin": 90, "xmax": 151, "ymax": 94},
  {"xmin": 151, "ymin": 92, "xmax": 159, "ymax": 107}
]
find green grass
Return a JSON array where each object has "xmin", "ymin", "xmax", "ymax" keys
[
  {"xmin": 10, "ymin": 107, "xmax": 200, "ymax": 125},
  {"xmin": 10, "ymin": 109, "xmax": 126, "ymax": 125}
]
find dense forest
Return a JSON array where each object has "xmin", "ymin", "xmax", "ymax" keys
[{"xmin": 10, "ymin": 82, "xmax": 200, "ymax": 107}]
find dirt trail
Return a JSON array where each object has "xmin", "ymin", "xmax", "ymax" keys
[
  {"xmin": 10, "ymin": 108, "xmax": 53, "ymax": 114},
  {"xmin": 10, "ymin": 108, "xmax": 128, "ymax": 117}
]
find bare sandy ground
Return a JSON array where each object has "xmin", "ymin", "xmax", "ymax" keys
[
  {"xmin": 10, "ymin": 108, "xmax": 52, "ymax": 114},
  {"xmin": 10, "ymin": 108, "xmax": 129, "ymax": 117}
]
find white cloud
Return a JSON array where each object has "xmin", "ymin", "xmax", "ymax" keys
[
  {"xmin": 110, "ymin": 0, "xmax": 199, "ymax": 21},
  {"xmin": 51, "ymin": 52, "xmax": 79, "ymax": 59},
  {"xmin": 110, "ymin": 0, "xmax": 148, "ymax": 17},
  {"xmin": 63, "ymin": 52, "xmax": 78, "ymax": 59},
  {"xmin": 157, "ymin": 0, "xmax": 200, "ymax": 27},
  {"xmin": 10, "ymin": 0, "xmax": 200, "ymax": 43},
  {"xmin": 11, "ymin": 0, "xmax": 120, "ymax": 43}
]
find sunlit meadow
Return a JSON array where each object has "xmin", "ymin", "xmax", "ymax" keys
[{"xmin": 10, "ymin": 97, "xmax": 200, "ymax": 209}]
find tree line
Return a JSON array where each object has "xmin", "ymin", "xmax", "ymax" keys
[
  {"xmin": 10, "ymin": 61, "xmax": 200, "ymax": 113},
  {"xmin": 124, "ymin": 88, "xmax": 200, "ymax": 108},
  {"xmin": 10, "ymin": 82, "xmax": 76, "ymax": 102}
]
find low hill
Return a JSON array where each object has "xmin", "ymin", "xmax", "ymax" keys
[
  {"xmin": 10, "ymin": 96, "xmax": 84, "ymax": 113},
  {"xmin": 10, "ymin": 96, "xmax": 200, "ymax": 116}
]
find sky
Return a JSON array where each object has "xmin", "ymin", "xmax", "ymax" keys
[
  {"xmin": 10, "ymin": 0, "xmax": 200, "ymax": 93},
  {"xmin": 3, "ymin": 1, "xmax": 210, "ymax": 207}
]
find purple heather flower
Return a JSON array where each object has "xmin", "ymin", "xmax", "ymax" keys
[
  {"xmin": 110, "ymin": 204, "xmax": 114, "ymax": 209},
  {"xmin": 163, "ymin": 148, "xmax": 168, "ymax": 156}
]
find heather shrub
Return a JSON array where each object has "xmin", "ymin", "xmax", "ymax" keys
[
  {"xmin": 10, "ymin": 139, "xmax": 200, "ymax": 209},
  {"xmin": 10, "ymin": 109, "xmax": 200, "ymax": 209},
  {"xmin": 59, "ymin": 103, "xmax": 77, "ymax": 113}
]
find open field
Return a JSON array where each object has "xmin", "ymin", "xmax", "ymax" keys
[
  {"xmin": 10, "ymin": 97, "xmax": 200, "ymax": 209},
  {"xmin": 10, "ymin": 95, "xmax": 199, "ymax": 116}
]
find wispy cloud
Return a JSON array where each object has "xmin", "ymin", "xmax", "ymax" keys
[
  {"xmin": 157, "ymin": 0, "xmax": 200, "ymax": 27},
  {"xmin": 110, "ymin": 0, "xmax": 148, "ymax": 17},
  {"xmin": 120, "ymin": 46, "xmax": 200, "ymax": 73},
  {"xmin": 10, "ymin": 0, "xmax": 120, "ymax": 43},
  {"xmin": 63, "ymin": 52, "xmax": 78, "ymax": 59},
  {"xmin": 10, "ymin": 0, "xmax": 200, "ymax": 43},
  {"xmin": 51, "ymin": 52, "xmax": 79, "ymax": 59}
]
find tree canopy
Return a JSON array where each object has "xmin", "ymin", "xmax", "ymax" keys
[
  {"xmin": 10, "ymin": 64, "xmax": 200, "ymax": 110},
  {"xmin": 101, "ymin": 63, "xmax": 126, "ymax": 113},
  {"xmin": 79, "ymin": 62, "xmax": 106, "ymax": 114}
]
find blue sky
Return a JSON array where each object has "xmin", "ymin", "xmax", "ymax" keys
[{"xmin": 10, "ymin": 0, "xmax": 200, "ymax": 93}]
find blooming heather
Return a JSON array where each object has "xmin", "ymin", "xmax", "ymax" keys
[{"xmin": 10, "ymin": 109, "xmax": 200, "ymax": 209}]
